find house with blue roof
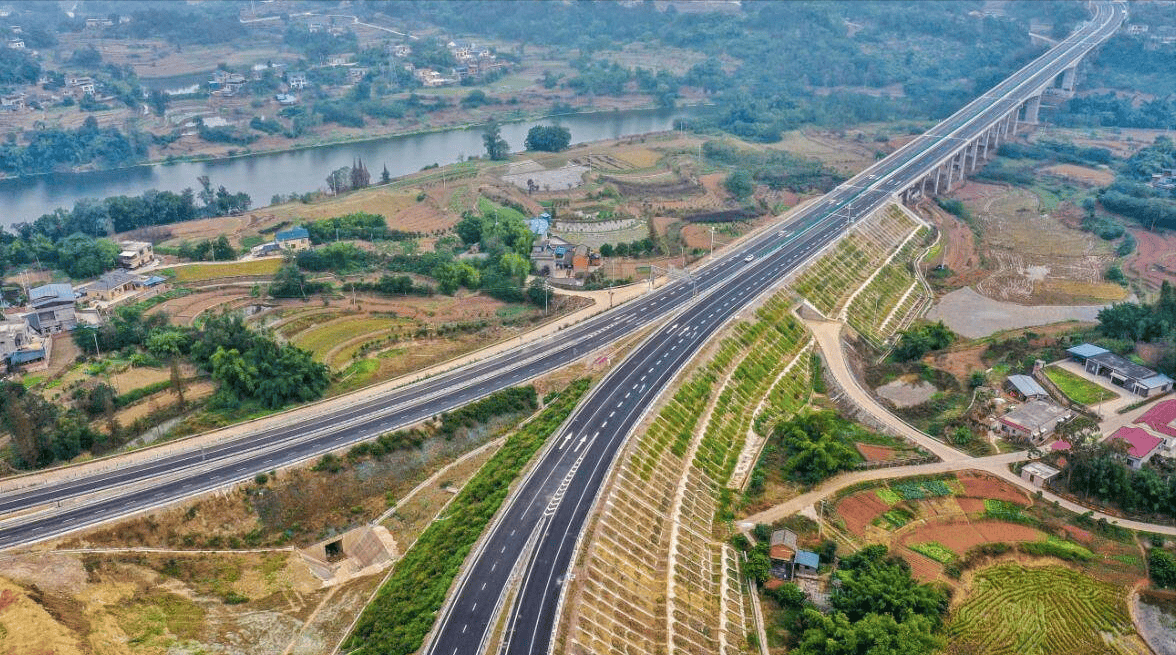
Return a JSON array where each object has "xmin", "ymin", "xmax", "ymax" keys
[
  {"xmin": 27, "ymin": 283, "xmax": 77, "ymax": 334},
  {"xmin": 1067, "ymin": 343, "xmax": 1174, "ymax": 397},
  {"xmin": 276, "ymin": 226, "xmax": 311, "ymax": 252}
]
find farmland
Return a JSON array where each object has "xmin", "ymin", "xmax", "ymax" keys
[
  {"xmin": 162, "ymin": 258, "xmax": 284, "ymax": 283},
  {"xmin": 1043, "ymin": 366, "xmax": 1118, "ymax": 405},
  {"xmin": 947, "ymin": 564, "xmax": 1146, "ymax": 655}
]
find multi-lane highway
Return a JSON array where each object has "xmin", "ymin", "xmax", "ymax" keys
[
  {"xmin": 426, "ymin": 4, "xmax": 1126, "ymax": 655},
  {"xmin": 0, "ymin": 1, "xmax": 1124, "ymax": 652}
]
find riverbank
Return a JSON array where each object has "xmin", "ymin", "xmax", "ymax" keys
[{"xmin": 0, "ymin": 104, "xmax": 709, "ymax": 227}]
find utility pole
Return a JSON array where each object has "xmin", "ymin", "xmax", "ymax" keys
[
  {"xmin": 92, "ymin": 331, "xmax": 101, "ymax": 359},
  {"xmin": 709, "ymin": 225, "xmax": 715, "ymax": 256}
]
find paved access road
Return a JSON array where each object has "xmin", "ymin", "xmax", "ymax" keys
[{"xmin": 427, "ymin": 4, "xmax": 1126, "ymax": 655}]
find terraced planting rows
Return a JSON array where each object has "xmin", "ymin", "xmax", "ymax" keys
[
  {"xmin": 843, "ymin": 224, "xmax": 933, "ymax": 347},
  {"xmin": 564, "ymin": 292, "xmax": 812, "ymax": 655},
  {"xmin": 789, "ymin": 204, "xmax": 924, "ymax": 319},
  {"xmin": 947, "ymin": 564, "xmax": 1142, "ymax": 655}
]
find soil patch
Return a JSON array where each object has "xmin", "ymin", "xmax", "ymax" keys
[
  {"xmin": 1126, "ymin": 228, "xmax": 1176, "ymax": 292},
  {"xmin": 836, "ymin": 490, "xmax": 890, "ymax": 536},
  {"xmin": 855, "ymin": 443, "xmax": 897, "ymax": 462},
  {"xmin": 1041, "ymin": 163, "xmax": 1115, "ymax": 186},
  {"xmin": 875, "ymin": 378, "xmax": 937, "ymax": 407},
  {"xmin": 958, "ymin": 471, "xmax": 1030, "ymax": 506}
]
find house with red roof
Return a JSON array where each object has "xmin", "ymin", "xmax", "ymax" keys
[
  {"xmin": 1135, "ymin": 399, "xmax": 1176, "ymax": 441},
  {"xmin": 1109, "ymin": 426, "xmax": 1164, "ymax": 469}
]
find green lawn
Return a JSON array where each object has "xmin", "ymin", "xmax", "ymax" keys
[{"xmin": 1042, "ymin": 367, "xmax": 1117, "ymax": 405}]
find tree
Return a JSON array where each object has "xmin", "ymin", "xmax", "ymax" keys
[
  {"xmin": 326, "ymin": 166, "xmax": 351, "ymax": 195},
  {"xmin": 455, "ymin": 214, "xmax": 484, "ymax": 245},
  {"xmin": 1150, "ymin": 548, "xmax": 1176, "ymax": 588},
  {"xmin": 725, "ymin": 169, "xmax": 755, "ymax": 200},
  {"xmin": 381, "ymin": 163, "xmax": 391, "ymax": 184},
  {"xmin": 351, "ymin": 158, "xmax": 371, "ymax": 189},
  {"xmin": 524, "ymin": 124, "xmax": 572, "ymax": 152},
  {"xmin": 483, "ymin": 121, "xmax": 509, "ymax": 160},
  {"xmin": 599, "ymin": 243, "xmax": 614, "ymax": 257}
]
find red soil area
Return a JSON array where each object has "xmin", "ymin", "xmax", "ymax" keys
[
  {"xmin": 956, "ymin": 497, "xmax": 986, "ymax": 514},
  {"xmin": 1061, "ymin": 524, "xmax": 1094, "ymax": 545},
  {"xmin": 1125, "ymin": 228, "xmax": 1176, "ymax": 291},
  {"xmin": 901, "ymin": 519, "xmax": 1043, "ymax": 554},
  {"xmin": 855, "ymin": 443, "xmax": 897, "ymax": 462},
  {"xmin": 958, "ymin": 471, "xmax": 1030, "ymax": 507},
  {"xmin": 837, "ymin": 491, "xmax": 890, "ymax": 536}
]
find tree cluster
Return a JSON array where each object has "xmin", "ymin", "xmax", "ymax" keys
[
  {"xmin": 1061, "ymin": 435, "xmax": 1176, "ymax": 520},
  {"xmin": 1096, "ymin": 282, "xmax": 1176, "ymax": 368},
  {"xmin": 762, "ymin": 411, "xmax": 865, "ymax": 486},
  {"xmin": 0, "ymin": 116, "xmax": 148, "ymax": 176},
  {"xmin": 523, "ymin": 125, "xmax": 572, "ymax": 152},
  {"xmin": 758, "ymin": 544, "xmax": 949, "ymax": 655},
  {"xmin": 891, "ymin": 321, "xmax": 954, "ymax": 362}
]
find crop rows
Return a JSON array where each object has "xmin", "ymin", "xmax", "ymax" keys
[
  {"xmin": 789, "ymin": 204, "xmax": 921, "ymax": 317},
  {"xmin": 947, "ymin": 564, "xmax": 1135, "ymax": 655},
  {"xmin": 844, "ymin": 226, "xmax": 932, "ymax": 347},
  {"xmin": 567, "ymin": 290, "xmax": 813, "ymax": 655}
]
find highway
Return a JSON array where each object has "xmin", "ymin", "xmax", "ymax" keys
[
  {"xmin": 0, "ymin": 2, "xmax": 1124, "ymax": 653},
  {"xmin": 427, "ymin": 3, "xmax": 1126, "ymax": 655}
]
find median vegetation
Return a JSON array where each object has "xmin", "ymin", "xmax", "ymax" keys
[{"xmin": 342, "ymin": 377, "xmax": 592, "ymax": 655}]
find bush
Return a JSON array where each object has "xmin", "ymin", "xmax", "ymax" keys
[{"xmin": 1149, "ymin": 548, "xmax": 1176, "ymax": 588}]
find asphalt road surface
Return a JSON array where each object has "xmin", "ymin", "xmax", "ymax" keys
[
  {"xmin": 425, "ymin": 4, "xmax": 1126, "ymax": 655},
  {"xmin": 0, "ymin": 2, "xmax": 1124, "ymax": 653}
]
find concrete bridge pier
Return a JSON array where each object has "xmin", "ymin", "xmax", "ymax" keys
[
  {"xmin": 1060, "ymin": 65, "xmax": 1077, "ymax": 93},
  {"xmin": 1023, "ymin": 94, "xmax": 1042, "ymax": 124}
]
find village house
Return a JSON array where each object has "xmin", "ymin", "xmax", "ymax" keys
[
  {"xmin": 1006, "ymin": 374, "xmax": 1049, "ymax": 401},
  {"xmin": 347, "ymin": 67, "xmax": 370, "ymax": 85},
  {"xmin": 1109, "ymin": 426, "xmax": 1164, "ymax": 470},
  {"xmin": 286, "ymin": 71, "xmax": 309, "ymax": 90},
  {"xmin": 66, "ymin": 76, "xmax": 96, "ymax": 98},
  {"xmin": 27, "ymin": 283, "xmax": 77, "ymax": 334},
  {"xmin": 84, "ymin": 17, "xmax": 114, "ymax": 29},
  {"xmin": 0, "ymin": 92, "xmax": 25, "ymax": 110},
  {"xmin": 997, "ymin": 399, "xmax": 1071, "ymax": 444},
  {"xmin": 117, "ymin": 240, "xmax": 154, "ymax": 270},
  {"xmin": 85, "ymin": 269, "xmax": 143, "ymax": 304},
  {"xmin": 1020, "ymin": 461, "xmax": 1060, "ymax": 488},
  {"xmin": 327, "ymin": 53, "xmax": 353, "ymax": 67},
  {"xmin": 275, "ymin": 226, "xmax": 311, "ymax": 252},
  {"xmin": 0, "ymin": 316, "xmax": 46, "ymax": 371},
  {"xmin": 1067, "ymin": 343, "xmax": 1174, "ymax": 397},
  {"xmin": 389, "ymin": 43, "xmax": 411, "ymax": 57}
]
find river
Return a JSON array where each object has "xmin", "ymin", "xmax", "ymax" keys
[{"xmin": 0, "ymin": 106, "xmax": 705, "ymax": 228}]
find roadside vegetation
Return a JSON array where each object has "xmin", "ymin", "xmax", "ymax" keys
[{"xmin": 343, "ymin": 378, "xmax": 591, "ymax": 655}]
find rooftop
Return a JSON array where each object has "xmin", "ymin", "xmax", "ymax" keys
[
  {"xmin": 998, "ymin": 399, "xmax": 1071, "ymax": 434},
  {"xmin": 90, "ymin": 269, "xmax": 141, "ymax": 292},
  {"xmin": 29, "ymin": 283, "xmax": 75, "ymax": 303},
  {"xmin": 1007, "ymin": 374, "xmax": 1047, "ymax": 398},
  {"xmin": 1136, "ymin": 399, "xmax": 1176, "ymax": 439},
  {"xmin": 795, "ymin": 550, "xmax": 820, "ymax": 570},
  {"xmin": 1087, "ymin": 351, "xmax": 1161, "ymax": 382},
  {"xmin": 1022, "ymin": 461, "xmax": 1060, "ymax": 479},
  {"xmin": 1110, "ymin": 426, "xmax": 1163, "ymax": 459},
  {"xmin": 1067, "ymin": 343, "xmax": 1110, "ymax": 359},
  {"xmin": 276, "ymin": 226, "xmax": 310, "ymax": 241}
]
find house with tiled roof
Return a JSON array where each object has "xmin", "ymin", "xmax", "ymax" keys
[{"xmin": 1109, "ymin": 426, "xmax": 1164, "ymax": 469}]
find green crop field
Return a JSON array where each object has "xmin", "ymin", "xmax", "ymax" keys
[
  {"xmin": 947, "ymin": 564, "xmax": 1137, "ymax": 655},
  {"xmin": 292, "ymin": 317, "xmax": 403, "ymax": 362},
  {"xmin": 162, "ymin": 258, "xmax": 283, "ymax": 283},
  {"xmin": 1042, "ymin": 367, "xmax": 1117, "ymax": 405},
  {"xmin": 910, "ymin": 541, "xmax": 955, "ymax": 563}
]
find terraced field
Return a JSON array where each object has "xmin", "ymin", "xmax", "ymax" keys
[
  {"xmin": 562, "ymin": 290, "xmax": 813, "ymax": 655},
  {"xmin": 790, "ymin": 204, "xmax": 931, "ymax": 344},
  {"xmin": 947, "ymin": 564, "xmax": 1146, "ymax": 655}
]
